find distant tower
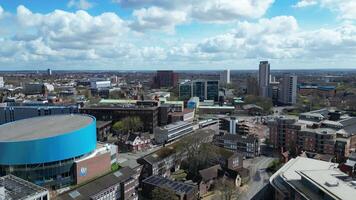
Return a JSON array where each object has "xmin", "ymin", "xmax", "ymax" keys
[
  {"xmin": 258, "ymin": 61, "xmax": 270, "ymax": 97},
  {"xmin": 47, "ymin": 68, "xmax": 52, "ymax": 76},
  {"xmin": 220, "ymin": 69, "xmax": 231, "ymax": 85},
  {"xmin": 279, "ymin": 75, "xmax": 297, "ymax": 105},
  {"xmin": 0, "ymin": 77, "xmax": 4, "ymax": 88}
]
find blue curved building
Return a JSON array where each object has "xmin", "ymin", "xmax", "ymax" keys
[{"xmin": 0, "ymin": 114, "xmax": 97, "ymax": 189}]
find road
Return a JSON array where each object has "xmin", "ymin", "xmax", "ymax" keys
[{"xmin": 239, "ymin": 156, "xmax": 276, "ymax": 200}]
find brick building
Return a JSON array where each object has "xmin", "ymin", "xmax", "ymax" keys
[{"xmin": 268, "ymin": 111, "xmax": 356, "ymax": 161}]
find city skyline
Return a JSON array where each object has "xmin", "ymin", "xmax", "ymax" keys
[{"xmin": 0, "ymin": 0, "xmax": 356, "ymax": 70}]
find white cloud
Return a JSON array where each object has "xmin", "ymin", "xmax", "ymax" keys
[
  {"xmin": 0, "ymin": 6, "xmax": 4, "ymax": 18},
  {"xmin": 67, "ymin": 0, "xmax": 93, "ymax": 10},
  {"xmin": 191, "ymin": 0, "xmax": 275, "ymax": 22},
  {"xmin": 130, "ymin": 6, "xmax": 187, "ymax": 32},
  {"xmin": 187, "ymin": 16, "xmax": 356, "ymax": 62},
  {"xmin": 293, "ymin": 0, "xmax": 318, "ymax": 8},
  {"xmin": 1, "ymin": 6, "xmax": 356, "ymax": 69},
  {"xmin": 118, "ymin": 0, "xmax": 275, "ymax": 31},
  {"xmin": 294, "ymin": 0, "xmax": 356, "ymax": 20}
]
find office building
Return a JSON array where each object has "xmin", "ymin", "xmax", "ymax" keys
[
  {"xmin": 90, "ymin": 80, "xmax": 111, "ymax": 89},
  {"xmin": 153, "ymin": 70, "xmax": 179, "ymax": 88},
  {"xmin": 279, "ymin": 75, "xmax": 297, "ymax": 105},
  {"xmin": 258, "ymin": 61, "xmax": 270, "ymax": 97},
  {"xmin": 47, "ymin": 68, "xmax": 52, "ymax": 76},
  {"xmin": 206, "ymin": 80, "xmax": 219, "ymax": 101},
  {"xmin": 80, "ymin": 106, "xmax": 158, "ymax": 133},
  {"xmin": 154, "ymin": 121, "xmax": 194, "ymax": 144},
  {"xmin": 298, "ymin": 85, "xmax": 336, "ymax": 97},
  {"xmin": 179, "ymin": 80, "xmax": 219, "ymax": 101},
  {"xmin": 220, "ymin": 69, "xmax": 230, "ymax": 85},
  {"xmin": 59, "ymin": 167, "xmax": 139, "ymax": 200},
  {"xmin": 179, "ymin": 80, "xmax": 193, "ymax": 101},
  {"xmin": 0, "ymin": 115, "xmax": 115, "ymax": 189},
  {"xmin": 270, "ymin": 156, "xmax": 356, "ymax": 200},
  {"xmin": 23, "ymin": 83, "xmax": 47, "ymax": 95},
  {"xmin": 0, "ymin": 175, "xmax": 50, "ymax": 200}
]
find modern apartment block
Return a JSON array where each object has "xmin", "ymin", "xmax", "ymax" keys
[
  {"xmin": 258, "ymin": 61, "xmax": 270, "ymax": 97},
  {"xmin": 270, "ymin": 157, "xmax": 356, "ymax": 200},
  {"xmin": 268, "ymin": 117, "xmax": 302, "ymax": 152},
  {"xmin": 268, "ymin": 110, "xmax": 356, "ymax": 160},
  {"xmin": 220, "ymin": 69, "xmax": 230, "ymax": 85},
  {"xmin": 213, "ymin": 134, "xmax": 260, "ymax": 158},
  {"xmin": 279, "ymin": 75, "xmax": 297, "ymax": 105},
  {"xmin": 219, "ymin": 117, "xmax": 251, "ymax": 135}
]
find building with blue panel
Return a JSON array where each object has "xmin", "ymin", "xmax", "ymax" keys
[
  {"xmin": 0, "ymin": 105, "xmax": 79, "ymax": 125},
  {"xmin": 0, "ymin": 114, "xmax": 97, "ymax": 189}
]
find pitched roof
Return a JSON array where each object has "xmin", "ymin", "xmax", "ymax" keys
[{"xmin": 199, "ymin": 165, "xmax": 222, "ymax": 182}]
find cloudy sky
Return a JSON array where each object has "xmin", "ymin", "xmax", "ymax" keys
[{"xmin": 0, "ymin": 0, "xmax": 355, "ymax": 70}]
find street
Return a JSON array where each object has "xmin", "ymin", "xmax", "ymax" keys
[{"xmin": 239, "ymin": 156, "xmax": 276, "ymax": 200}]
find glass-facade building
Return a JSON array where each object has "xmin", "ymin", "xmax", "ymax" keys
[
  {"xmin": 206, "ymin": 80, "xmax": 219, "ymax": 101},
  {"xmin": 193, "ymin": 81, "xmax": 206, "ymax": 101},
  {"xmin": 179, "ymin": 80, "xmax": 219, "ymax": 102}
]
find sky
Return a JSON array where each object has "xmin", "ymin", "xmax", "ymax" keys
[{"xmin": 0, "ymin": 0, "xmax": 355, "ymax": 70}]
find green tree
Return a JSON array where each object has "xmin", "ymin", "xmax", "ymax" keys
[
  {"xmin": 244, "ymin": 95, "xmax": 273, "ymax": 113},
  {"xmin": 152, "ymin": 187, "xmax": 179, "ymax": 200},
  {"xmin": 216, "ymin": 179, "xmax": 239, "ymax": 200},
  {"xmin": 109, "ymin": 90, "xmax": 126, "ymax": 99},
  {"xmin": 112, "ymin": 116, "xmax": 143, "ymax": 134}
]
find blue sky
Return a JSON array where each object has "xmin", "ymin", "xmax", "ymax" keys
[{"xmin": 0, "ymin": 0, "xmax": 355, "ymax": 70}]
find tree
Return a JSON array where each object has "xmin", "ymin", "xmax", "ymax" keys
[
  {"xmin": 216, "ymin": 179, "xmax": 239, "ymax": 200},
  {"xmin": 109, "ymin": 90, "xmax": 126, "ymax": 99},
  {"xmin": 244, "ymin": 95, "xmax": 273, "ymax": 113},
  {"xmin": 152, "ymin": 187, "xmax": 179, "ymax": 200},
  {"xmin": 112, "ymin": 116, "xmax": 143, "ymax": 134}
]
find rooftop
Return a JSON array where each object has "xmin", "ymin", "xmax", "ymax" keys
[
  {"xmin": 298, "ymin": 169, "xmax": 356, "ymax": 200},
  {"xmin": 58, "ymin": 167, "xmax": 135, "ymax": 200},
  {"xmin": 269, "ymin": 157, "xmax": 342, "ymax": 200},
  {"xmin": 143, "ymin": 175, "xmax": 196, "ymax": 194},
  {"xmin": 0, "ymin": 115, "xmax": 93, "ymax": 142},
  {"xmin": 0, "ymin": 175, "xmax": 48, "ymax": 200}
]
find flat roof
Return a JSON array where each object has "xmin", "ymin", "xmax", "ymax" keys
[
  {"xmin": 298, "ymin": 169, "xmax": 356, "ymax": 200},
  {"xmin": 1, "ymin": 175, "xmax": 48, "ymax": 200},
  {"xmin": 0, "ymin": 115, "xmax": 93, "ymax": 142},
  {"xmin": 99, "ymin": 99, "xmax": 137, "ymax": 104}
]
